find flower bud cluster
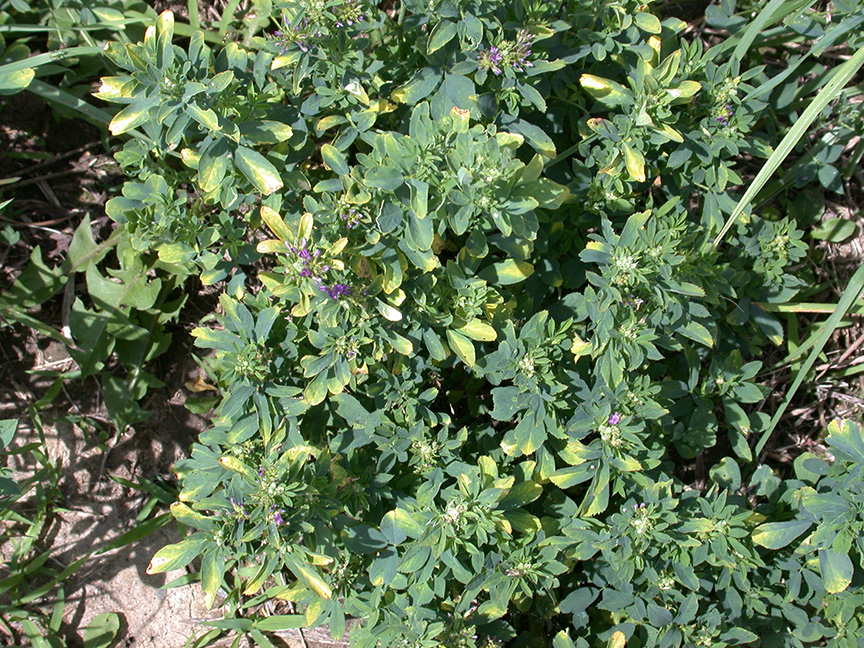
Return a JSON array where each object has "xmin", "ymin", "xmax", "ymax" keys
[
  {"xmin": 478, "ymin": 29, "xmax": 535, "ymax": 76},
  {"xmin": 290, "ymin": 238, "xmax": 352, "ymax": 300}
]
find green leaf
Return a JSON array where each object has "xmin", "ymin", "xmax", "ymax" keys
[
  {"xmin": 579, "ymin": 74, "xmax": 634, "ymax": 107},
  {"xmin": 391, "ymin": 67, "xmax": 442, "ymax": 104},
  {"xmin": 321, "ymin": 143, "xmax": 350, "ymax": 177},
  {"xmin": 0, "ymin": 419, "xmax": 16, "ymax": 449},
  {"xmin": 553, "ymin": 631, "xmax": 577, "ymax": 648},
  {"xmin": 819, "ymin": 548, "xmax": 853, "ymax": 593},
  {"xmin": 752, "ymin": 519, "xmax": 812, "ymax": 549},
  {"xmin": 200, "ymin": 551, "xmax": 225, "ymax": 608},
  {"xmin": 67, "ymin": 214, "xmax": 117, "ymax": 273},
  {"xmin": 147, "ymin": 536, "xmax": 208, "ymax": 574},
  {"xmin": 0, "ymin": 65, "xmax": 33, "ymax": 95},
  {"xmin": 253, "ymin": 615, "xmax": 305, "ymax": 631},
  {"xmin": 68, "ymin": 299, "xmax": 115, "ymax": 376},
  {"xmin": 82, "ymin": 612, "xmax": 120, "ymax": 648},
  {"xmin": 678, "ymin": 321, "xmax": 714, "ymax": 347},
  {"xmin": 634, "ymin": 12, "xmax": 662, "ymax": 33},
  {"xmin": 342, "ymin": 525, "xmax": 388, "ymax": 553},
  {"xmin": 623, "ymin": 143, "xmax": 646, "ymax": 182},
  {"xmin": 427, "ymin": 20, "xmax": 457, "ymax": 54},
  {"xmin": 234, "ymin": 146, "xmax": 283, "ymax": 195},
  {"xmin": 108, "ymin": 96, "xmax": 158, "ymax": 135},
  {"xmin": 722, "ymin": 627, "xmax": 759, "ymax": 645},
  {"xmin": 364, "ymin": 165, "xmax": 403, "ymax": 191},
  {"xmin": 198, "ymin": 142, "xmax": 231, "ymax": 193},
  {"xmin": 446, "ymin": 329, "xmax": 476, "ymax": 366},
  {"xmin": 478, "ymin": 259, "xmax": 534, "ymax": 285},
  {"xmin": 811, "ymin": 217, "xmax": 856, "ymax": 243},
  {"xmin": 825, "ymin": 418, "xmax": 864, "ymax": 464},
  {"xmin": 709, "ymin": 457, "xmax": 741, "ymax": 490}
]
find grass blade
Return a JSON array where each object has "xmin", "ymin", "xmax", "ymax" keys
[
  {"xmin": 27, "ymin": 79, "xmax": 113, "ymax": 127},
  {"xmin": 753, "ymin": 263, "xmax": 864, "ymax": 459},
  {"xmin": 711, "ymin": 45, "xmax": 864, "ymax": 249},
  {"xmin": 218, "ymin": 0, "xmax": 244, "ymax": 38},
  {"xmin": 188, "ymin": 0, "xmax": 200, "ymax": 30},
  {"xmin": 0, "ymin": 46, "xmax": 102, "ymax": 75},
  {"xmin": 732, "ymin": 0, "xmax": 802, "ymax": 62}
]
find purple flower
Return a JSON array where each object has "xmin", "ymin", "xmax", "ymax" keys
[
  {"xmin": 321, "ymin": 283, "xmax": 352, "ymax": 299},
  {"xmin": 513, "ymin": 30, "xmax": 534, "ymax": 70},
  {"xmin": 608, "ymin": 412, "xmax": 621, "ymax": 426},
  {"xmin": 273, "ymin": 510, "xmax": 284, "ymax": 526}
]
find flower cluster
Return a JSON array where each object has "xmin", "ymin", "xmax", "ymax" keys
[
  {"xmin": 321, "ymin": 283, "xmax": 351, "ymax": 299},
  {"xmin": 272, "ymin": 19, "xmax": 320, "ymax": 54},
  {"xmin": 271, "ymin": 505, "xmax": 285, "ymax": 526},
  {"xmin": 478, "ymin": 29, "xmax": 535, "ymax": 76},
  {"xmin": 334, "ymin": 0, "xmax": 366, "ymax": 28},
  {"xmin": 289, "ymin": 239, "xmax": 352, "ymax": 299},
  {"xmin": 714, "ymin": 103, "xmax": 734, "ymax": 127},
  {"xmin": 712, "ymin": 76, "xmax": 740, "ymax": 128}
]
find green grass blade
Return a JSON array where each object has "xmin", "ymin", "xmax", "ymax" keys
[
  {"xmin": 26, "ymin": 79, "xmax": 113, "ymax": 127},
  {"xmin": 0, "ymin": 46, "xmax": 102, "ymax": 75},
  {"xmin": 753, "ymin": 263, "xmax": 864, "ymax": 459},
  {"xmin": 733, "ymin": 0, "xmax": 800, "ymax": 62},
  {"xmin": 757, "ymin": 302, "xmax": 864, "ymax": 315},
  {"xmin": 711, "ymin": 45, "xmax": 864, "ymax": 250},
  {"xmin": 218, "ymin": 0, "xmax": 244, "ymax": 38},
  {"xmin": 188, "ymin": 0, "xmax": 200, "ymax": 30}
]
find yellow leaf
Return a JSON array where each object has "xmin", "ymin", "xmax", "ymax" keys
[
  {"xmin": 457, "ymin": 319, "xmax": 497, "ymax": 341},
  {"xmin": 623, "ymin": 143, "xmax": 646, "ymax": 182},
  {"xmin": 571, "ymin": 333, "xmax": 592, "ymax": 357},
  {"xmin": 260, "ymin": 205, "xmax": 294, "ymax": 241},
  {"xmin": 608, "ymin": 631, "xmax": 627, "ymax": 648},
  {"xmin": 446, "ymin": 329, "xmax": 476, "ymax": 366}
]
